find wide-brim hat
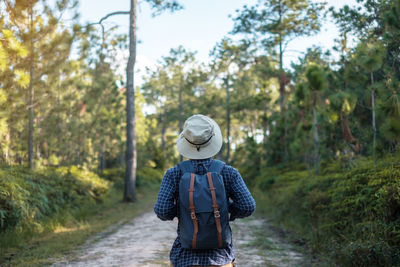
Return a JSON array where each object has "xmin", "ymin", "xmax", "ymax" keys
[{"xmin": 177, "ymin": 114, "xmax": 223, "ymax": 160}]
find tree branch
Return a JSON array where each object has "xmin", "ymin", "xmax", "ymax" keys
[
  {"xmin": 86, "ymin": 11, "xmax": 130, "ymax": 52},
  {"xmin": 89, "ymin": 11, "xmax": 130, "ymax": 27}
]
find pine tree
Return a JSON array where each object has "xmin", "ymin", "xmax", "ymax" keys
[
  {"xmin": 3, "ymin": 0, "xmax": 78, "ymax": 168},
  {"xmin": 231, "ymin": 0, "xmax": 326, "ymax": 162},
  {"xmin": 305, "ymin": 64, "xmax": 327, "ymax": 174},
  {"xmin": 91, "ymin": 0, "xmax": 182, "ymax": 201},
  {"xmin": 0, "ymin": 17, "xmax": 28, "ymax": 163}
]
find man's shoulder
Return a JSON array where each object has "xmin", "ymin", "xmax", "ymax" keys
[
  {"xmin": 164, "ymin": 165, "xmax": 180, "ymax": 178},
  {"xmin": 220, "ymin": 162, "xmax": 241, "ymax": 177},
  {"xmin": 218, "ymin": 163, "xmax": 243, "ymax": 192}
]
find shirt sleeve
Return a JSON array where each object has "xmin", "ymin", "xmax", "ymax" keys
[
  {"xmin": 227, "ymin": 167, "xmax": 256, "ymax": 221},
  {"xmin": 154, "ymin": 167, "xmax": 178, "ymax": 221}
]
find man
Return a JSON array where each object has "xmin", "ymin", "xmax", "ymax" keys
[{"xmin": 154, "ymin": 114, "xmax": 256, "ymax": 267}]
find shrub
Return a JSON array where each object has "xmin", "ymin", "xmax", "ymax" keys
[
  {"xmin": 249, "ymin": 155, "xmax": 400, "ymax": 266},
  {"xmin": 0, "ymin": 166, "xmax": 111, "ymax": 232},
  {"xmin": 137, "ymin": 167, "xmax": 163, "ymax": 188},
  {"xmin": 102, "ymin": 166, "xmax": 163, "ymax": 189}
]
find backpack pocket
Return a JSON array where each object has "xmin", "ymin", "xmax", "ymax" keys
[{"xmin": 179, "ymin": 206, "xmax": 232, "ymax": 249}]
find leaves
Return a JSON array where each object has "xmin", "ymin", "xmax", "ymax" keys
[
  {"xmin": 0, "ymin": 166, "xmax": 111, "ymax": 231},
  {"xmin": 252, "ymin": 156, "xmax": 400, "ymax": 265},
  {"xmin": 145, "ymin": 0, "xmax": 183, "ymax": 17},
  {"xmin": 355, "ymin": 42, "xmax": 386, "ymax": 73},
  {"xmin": 232, "ymin": 0, "xmax": 326, "ymax": 49},
  {"xmin": 305, "ymin": 64, "xmax": 326, "ymax": 92}
]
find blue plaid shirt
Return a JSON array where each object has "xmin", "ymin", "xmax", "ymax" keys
[{"xmin": 154, "ymin": 158, "xmax": 256, "ymax": 267}]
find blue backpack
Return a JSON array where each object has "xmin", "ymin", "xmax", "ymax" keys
[{"xmin": 178, "ymin": 159, "xmax": 232, "ymax": 249}]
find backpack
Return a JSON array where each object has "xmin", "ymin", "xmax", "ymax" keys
[{"xmin": 177, "ymin": 159, "xmax": 232, "ymax": 250}]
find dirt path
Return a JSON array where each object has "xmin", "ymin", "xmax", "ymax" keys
[{"xmin": 53, "ymin": 212, "xmax": 310, "ymax": 267}]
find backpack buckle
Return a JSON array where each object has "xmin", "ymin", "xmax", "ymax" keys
[
  {"xmin": 214, "ymin": 210, "xmax": 220, "ymax": 218},
  {"xmin": 191, "ymin": 211, "xmax": 197, "ymax": 220}
]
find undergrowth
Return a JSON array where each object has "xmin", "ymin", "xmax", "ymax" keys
[
  {"xmin": 0, "ymin": 164, "xmax": 163, "ymax": 266},
  {"xmin": 0, "ymin": 165, "xmax": 110, "ymax": 233},
  {"xmin": 250, "ymin": 155, "xmax": 400, "ymax": 266}
]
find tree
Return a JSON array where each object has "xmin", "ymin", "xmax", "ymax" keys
[
  {"xmin": 355, "ymin": 42, "xmax": 385, "ymax": 168},
  {"xmin": 231, "ymin": 0, "xmax": 326, "ymax": 112},
  {"xmin": 92, "ymin": 0, "xmax": 182, "ymax": 201},
  {"xmin": 142, "ymin": 67, "xmax": 171, "ymax": 159},
  {"xmin": 332, "ymin": 0, "xmax": 400, "ymax": 156},
  {"xmin": 3, "ymin": 0, "xmax": 78, "ymax": 168},
  {"xmin": 210, "ymin": 38, "xmax": 251, "ymax": 163},
  {"xmin": 0, "ymin": 17, "xmax": 28, "ymax": 163},
  {"xmin": 305, "ymin": 64, "xmax": 327, "ymax": 174},
  {"xmin": 142, "ymin": 46, "xmax": 205, "ymax": 164},
  {"xmin": 231, "ymin": 0, "xmax": 326, "ymax": 162}
]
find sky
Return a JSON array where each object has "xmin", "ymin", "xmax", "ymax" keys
[{"xmin": 78, "ymin": 0, "xmax": 357, "ymax": 85}]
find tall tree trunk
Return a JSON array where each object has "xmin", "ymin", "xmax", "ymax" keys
[
  {"xmin": 28, "ymin": 4, "xmax": 34, "ymax": 169},
  {"xmin": 278, "ymin": 2, "xmax": 288, "ymax": 162},
  {"xmin": 313, "ymin": 105, "xmax": 319, "ymax": 175},
  {"xmin": 5, "ymin": 131, "xmax": 10, "ymax": 164},
  {"xmin": 225, "ymin": 76, "xmax": 231, "ymax": 163},
  {"xmin": 161, "ymin": 108, "xmax": 166, "ymax": 151},
  {"xmin": 57, "ymin": 70, "xmax": 62, "ymax": 158},
  {"xmin": 279, "ymin": 39, "xmax": 284, "ymax": 112},
  {"xmin": 120, "ymin": 142, "xmax": 125, "ymax": 166},
  {"xmin": 98, "ymin": 144, "xmax": 106, "ymax": 174},
  {"xmin": 340, "ymin": 114, "xmax": 359, "ymax": 153},
  {"xmin": 36, "ymin": 142, "xmax": 40, "ymax": 163},
  {"xmin": 263, "ymin": 108, "xmax": 269, "ymax": 159},
  {"xmin": 160, "ymin": 109, "xmax": 167, "ymax": 166},
  {"xmin": 278, "ymin": 1, "xmax": 284, "ymax": 112},
  {"xmin": 371, "ymin": 72, "xmax": 377, "ymax": 169},
  {"xmin": 179, "ymin": 87, "xmax": 183, "ymax": 162},
  {"xmin": 124, "ymin": 0, "xmax": 137, "ymax": 202}
]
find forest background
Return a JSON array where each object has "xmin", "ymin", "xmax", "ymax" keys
[{"xmin": 0, "ymin": 0, "xmax": 399, "ymax": 266}]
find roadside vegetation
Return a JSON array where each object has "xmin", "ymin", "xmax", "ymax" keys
[
  {"xmin": 245, "ymin": 154, "xmax": 400, "ymax": 267},
  {"xmin": 0, "ymin": 166, "xmax": 162, "ymax": 266}
]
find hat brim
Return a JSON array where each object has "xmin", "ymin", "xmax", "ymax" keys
[{"xmin": 176, "ymin": 118, "xmax": 223, "ymax": 160}]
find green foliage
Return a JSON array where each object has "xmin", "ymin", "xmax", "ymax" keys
[
  {"xmin": 136, "ymin": 167, "xmax": 164, "ymax": 188},
  {"xmin": 0, "ymin": 181, "xmax": 159, "ymax": 266},
  {"xmin": 103, "ymin": 166, "xmax": 163, "ymax": 189},
  {"xmin": 231, "ymin": 137, "xmax": 265, "ymax": 185},
  {"xmin": 0, "ymin": 166, "xmax": 111, "ymax": 232},
  {"xmin": 0, "ymin": 0, "xmax": 400, "ymax": 264},
  {"xmin": 251, "ymin": 155, "xmax": 400, "ymax": 266},
  {"xmin": 102, "ymin": 167, "xmax": 125, "ymax": 183},
  {"xmin": 355, "ymin": 42, "xmax": 385, "ymax": 73},
  {"xmin": 305, "ymin": 64, "xmax": 326, "ymax": 92},
  {"xmin": 232, "ymin": 0, "xmax": 326, "ymax": 49},
  {"xmin": 328, "ymin": 91, "xmax": 357, "ymax": 116},
  {"xmin": 145, "ymin": 0, "xmax": 183, "ymax": 16}
]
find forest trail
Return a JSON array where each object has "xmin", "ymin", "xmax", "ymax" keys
[{"xmin": 52, "ymin": 211, "xmax": 311, "ymax": 267}]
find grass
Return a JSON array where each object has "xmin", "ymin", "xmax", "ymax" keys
[
  {"xmin": 250, "ymin": 154, "xmax": 400, "ymax": 266},
  {"xmin": 0, "ymin": 186, "xmax": 159, "ymax": 267}
]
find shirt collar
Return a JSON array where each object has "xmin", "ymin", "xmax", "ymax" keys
[
  {"xmin": 189, "ymin": 157, "xmax": 212, "ymax": 165},
  {"xmin": 189, "ymin": 158, "xmax": 212, "ymax": 174}
]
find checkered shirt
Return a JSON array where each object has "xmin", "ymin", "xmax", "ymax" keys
[{"xmin": 154, "ymin": 158, "xmax": 256, "ymax": 267}]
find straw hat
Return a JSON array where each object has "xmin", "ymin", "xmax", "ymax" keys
[{"xmin": 177, "ymin": 114, "xmax": 223, "ymax": 159}]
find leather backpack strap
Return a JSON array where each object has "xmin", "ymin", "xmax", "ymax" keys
[
  {"xmin": 207, "ymin": 172, "xmax": 223, "ymax": 248},
  {"xmin": 188, "ymin": 173, "xmax": 198, "ymax": 249}
]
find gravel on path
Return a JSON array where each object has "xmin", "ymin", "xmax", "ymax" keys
[{"xmin": 52, "ymin": 211, "xmax": 309, "ymax": 267}]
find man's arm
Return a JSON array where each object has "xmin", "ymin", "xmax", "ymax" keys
[
  {"xmin": 154, "ymin": 167, "xmax": 178, "ymax": 221},
  {"xmin": 227, "ymin": 167, "xmax": 256, "ymax": 221}
]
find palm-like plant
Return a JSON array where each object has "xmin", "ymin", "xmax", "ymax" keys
[
  {"xmin": 355, "ymin": 42, "xmax": 385, "ymax": 168},
  {"xmin": 305, "ymin": 64, "xmax": 327, "ymax": 174}
]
